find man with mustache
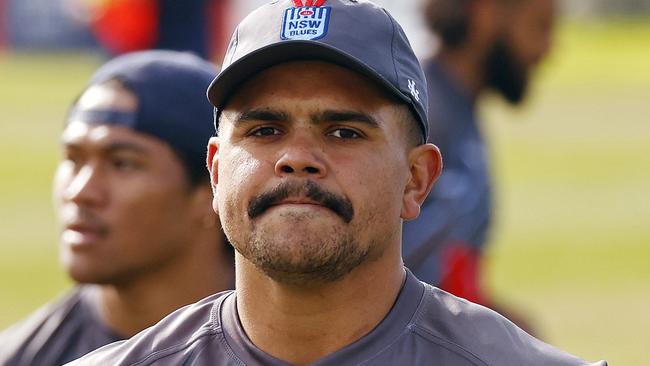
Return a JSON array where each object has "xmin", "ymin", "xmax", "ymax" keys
[
  {"xmin": 69, "ymin": 1, "xmax": 605, "ymax": 365},
  {"xmin": 403, "ymin": 0, "xmax": 556, "ymax": 307},
  {"xmin": 0, "ymin": 50, "xmax": 234, "ymax": 365}
]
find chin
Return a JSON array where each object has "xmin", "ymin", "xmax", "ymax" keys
[
  {"xmin": 62, "ymin": 255, "xmax": 117, "ymax": 285},
  {"xmin": 238, "ymin": 224, "xmax": 368, "ymax": 286},
  {"xmin": 260, "ymin": 208, "xmax": 345, "ymax": 232},
  {"xmin": 66, "ymin": 266, "xmax": 104, "ymax": 284}
]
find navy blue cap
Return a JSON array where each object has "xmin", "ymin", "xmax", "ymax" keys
[
  {"xmin": 68, "ymin": 50, "xmax": 219, "ymax": 183},
  {"xmin": 207, "ymin": 0, "xmax": 428, "ymax": 143}
]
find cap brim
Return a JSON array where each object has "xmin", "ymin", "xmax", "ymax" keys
[{"xmin": 207, "ymin": 40, "xmax": 410, "ymax": 111}]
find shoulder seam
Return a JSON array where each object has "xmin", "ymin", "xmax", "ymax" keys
[
  {"xmin": 128, "ymin": 328, "xmax": 222, "ymax": 366},
  {"xmin": 411, "ymin": 324, "xmax": 490, "ymax": 366},
  {"xmin": 126, "ymin": 293, "xmax": 231, "ymax": 366},
  {"xmin": 412, "ymin": 285, "xmax": 490, "ymax": 366},
  {"xmin": 217, "ymin": 332, "xmax": 247, "ymax": 366}
]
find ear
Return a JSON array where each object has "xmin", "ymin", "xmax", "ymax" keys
[
  {"xmin": 401, "ymin": 143, "xmax": 443, "ymax": 220},
  {"xmin": 206, "ymin": 136, "xmax": 220, "ymax": 214}
]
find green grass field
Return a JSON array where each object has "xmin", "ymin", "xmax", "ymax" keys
[{"xmin": 1, "ymin": 19, "xmax": 649, "ymax": 364}]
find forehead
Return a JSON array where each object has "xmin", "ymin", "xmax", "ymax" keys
[
  {"xmin": 511, "ymin": 0, "xmax": 555, "ymax": 20},
  {"xmin": 61, "ymin": 121, "xmax": 154, "ymax": 149},
  {"xmin": 76, "ymin": 80, "xmax": 138, "ymax": 112},
  {"xmin": 65, "ymin": 80, "xmax": 152, "ymax": 148},
  {"xmin": 223, "ymin": 61, "xmax": 397, "ymax": 116}
]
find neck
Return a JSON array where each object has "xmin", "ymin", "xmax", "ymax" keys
[
  {"xmin": 436, "ymin": 45, "xmax": 486, "ymax": 99},
  {"xmin": 236, "ymin": 244, "xmax": 405, "ymax": 366},
  {"xmin": 96, "ymin": 238, "xmax": 233, "ymax": 337}
]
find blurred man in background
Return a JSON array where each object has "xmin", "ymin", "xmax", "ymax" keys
[
  {"xmin": 0, "ymin": 50, "xmax": 234, "ymax": 366},
  {"xmin": 403, "ymin": 0, "xmax": 556, "ymax": 307}
]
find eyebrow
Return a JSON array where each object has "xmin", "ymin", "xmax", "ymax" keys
[
  {"xmin": 104, "ymin": 142, "xmax": 150, "ymax": 155},
  {"xmin": 313, "ymin": 110, "xmax": 380, "ymax": 128},
  {"xmin": 62, "ymin": 140, "xmax": 151, "ymax": 156},
  {"xmin": 234, "ymin": 108, "xmax": 379, "ymax": 128},
  {"xmin": 237, "ymin": 109, "xmax": 289, "ymax": 124}
]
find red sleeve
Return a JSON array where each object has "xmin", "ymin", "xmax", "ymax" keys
[
  {"xmin": 90, "ymin": 0, "xmax": 160, "ymax": 55},
  {"xmin": 437, "ymin": 242, "xmax": 487, "ymax": 305},
  {"xmin": 206, "ymin": 0, "xmax": 232, "ymax": 62}
]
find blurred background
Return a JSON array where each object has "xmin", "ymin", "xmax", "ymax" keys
[{"xmin": 0, "ymin": 0, "xmax": 648, "ymax": 364}]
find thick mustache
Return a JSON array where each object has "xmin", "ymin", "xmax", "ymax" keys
[{"xmin": 248, "ymin": 181, "xmax": 354, "ymax": 223}]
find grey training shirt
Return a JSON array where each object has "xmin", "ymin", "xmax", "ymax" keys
[
  {"xmin": 66, "ymin": 270, "xmax": 606, "ymax": 365},
  {"xmin": 0, "ymin": 286, "xmax": 121, "ymax": 366}
]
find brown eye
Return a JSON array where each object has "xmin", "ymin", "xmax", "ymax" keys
[
  {"xmin": 251, "ymin": 126, "xmax": 281, "ymax": 137},
  {"xmin": 328, "ymin": 128, "xmax": 361, "ymax": 139},
  {"xmin": 111, "ymin": 157, "xmax": 140, "ymax": 171}
]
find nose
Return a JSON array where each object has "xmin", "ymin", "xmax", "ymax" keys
[
  {"xmin": 274, "ymin": 139, "xmax": 327, "ymax": 179},
  {"xmin": 62, "ymin": 164, "xmax": 107, "ymax": 207}
]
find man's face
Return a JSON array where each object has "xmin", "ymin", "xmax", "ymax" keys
[
  {"xmin": 210, "ymin": 61, "xmax": 424, "ymax": 285},
  {"xmin": 54, "ymin": 82, "xmax": 202, "ymax": 285},
  {"xmin": 485, "ymin": 0, "xmax": 555, "ymax": 104}
]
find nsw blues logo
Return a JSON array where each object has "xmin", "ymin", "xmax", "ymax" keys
[{"xmin": 281, "ymin": 6, "xmax": 331, "ymax": 40}]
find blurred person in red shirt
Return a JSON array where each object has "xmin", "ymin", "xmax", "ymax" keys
[{"xmin": 76, "ymin": 0, "xmax": 231, "ymax": 59}]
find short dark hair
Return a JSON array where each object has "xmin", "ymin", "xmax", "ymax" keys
[
  {"xmin": 424, "ymin": 0, "xmax": 473, "ymax": 48},
  {"xmin": 396, "ymin": 104, "xmax": 424, "ymax": 148},
  {"xmin": 425, "ymin": 0, "xmax": 528, "ymax": 48}
]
